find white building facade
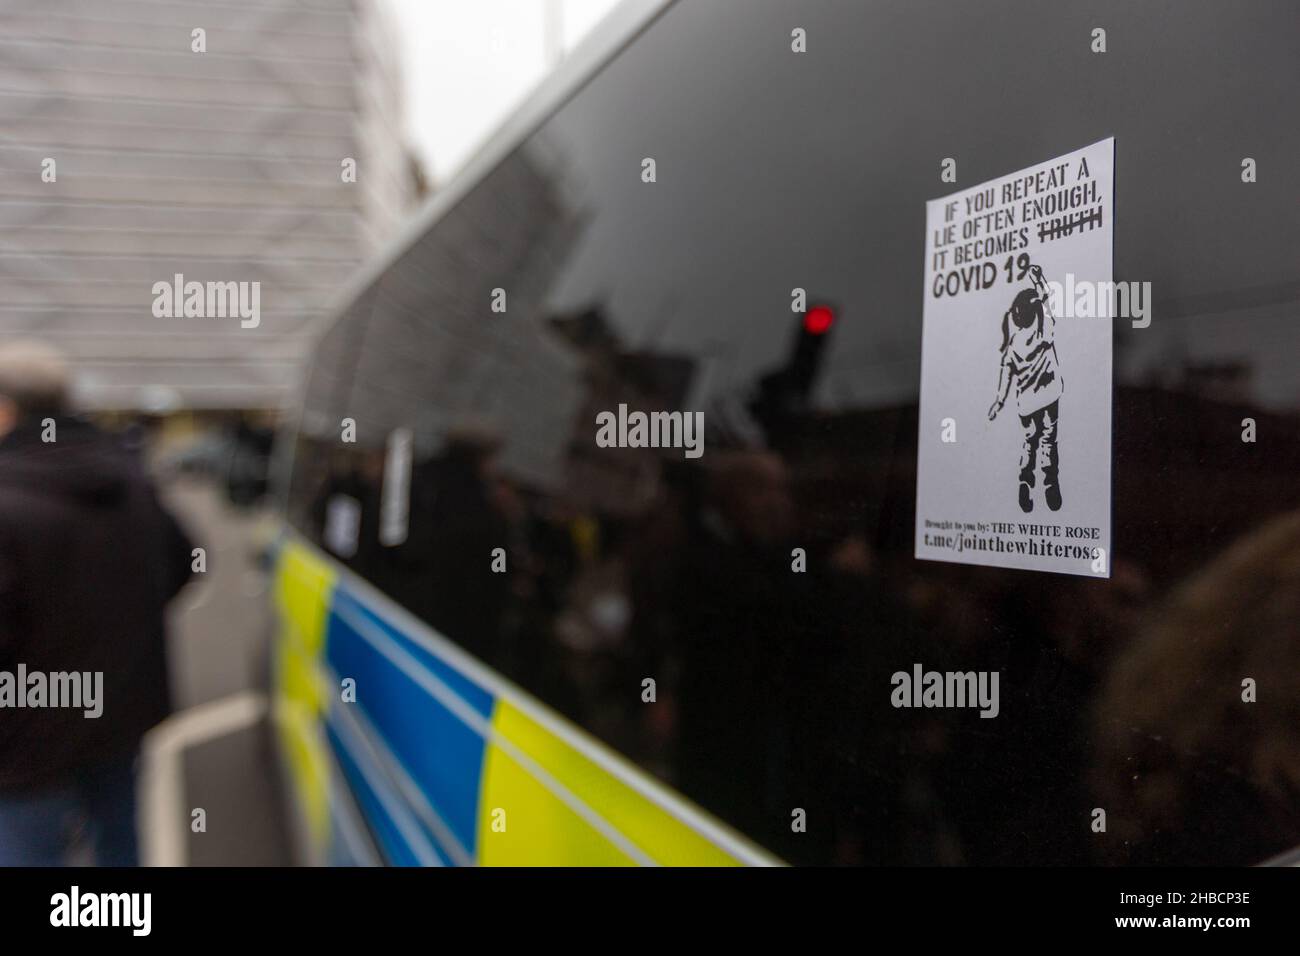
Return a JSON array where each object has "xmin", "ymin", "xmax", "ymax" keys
[{"xmin": 0, "ymin": 0, "xmax": 413, "ymax": 409}]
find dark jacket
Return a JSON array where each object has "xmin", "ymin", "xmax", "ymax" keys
[{"xmin": 0, "ymin": 418, "xmax": 194, "ymax": 791}]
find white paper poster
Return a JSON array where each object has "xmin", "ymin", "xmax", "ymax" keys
[{"xmin": 915, "ymin": 138, "xmax": 1114, "ymax": 577}]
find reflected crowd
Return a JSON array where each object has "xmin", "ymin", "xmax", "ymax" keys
[{"xmin": 295, "ymin": 378, "xmax": 1300, "ymax": 866}]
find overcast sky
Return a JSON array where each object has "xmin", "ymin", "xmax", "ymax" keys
[{"xmin": 387, "ymin": 0, "xmax": 623, "ymax": 184}]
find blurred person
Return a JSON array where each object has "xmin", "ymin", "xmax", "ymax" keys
[
  {"xmin": 0, "ymin": 341, "xmax": 196, "ymax": 866},
  {"xmin": 1092, "ymin": 509, "xmax": 1300, "ymax": 864},
  {"xmin": 658, "ymin": 450, "xmax": 844, "ymax": 861},
  {"xmin": 393, "ymin": 426, "xmax": 510, "ymax": 664}
]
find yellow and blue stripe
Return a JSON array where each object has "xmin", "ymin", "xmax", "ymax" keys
[{"xmin": 271, "ymin": 533, "xmax": 780, "ymax": 867}]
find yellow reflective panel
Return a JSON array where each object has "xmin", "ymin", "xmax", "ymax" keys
[
  {"xmin": 272, "ymin": 540, "xmax": 337, "ymax": 851},
  {"xmin": 478, "ymin": 699, "xmax": 747, "ymax": 866},
  {"xmin": 274, "ymin": 685, "xmax": 330, "ymax": 848},
  {"xmin": 274, "ymin": 541, "xmax": 335, "ymax": 659}
]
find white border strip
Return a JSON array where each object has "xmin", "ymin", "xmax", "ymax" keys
[
  {"xmin": 139, "ymin": 690, "xmax": 268, "ymax": 867},
  {"xmin": 327, "ymin": 760, "xmax": 383, "ymax": 868},
  {"xmin": 324, "ymin": 668, "xmax": 474, "ymax": 867},
  {"xmin": 326, "ymin": 694, "xmax": 444, "ymax": 867}
]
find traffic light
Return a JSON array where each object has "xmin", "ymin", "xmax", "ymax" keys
[
  {"xmin": 803, "ymin": 304, "xmax": 835, "ymax": 335},
  {"xmin": 789, "ymin": 304, "xmax": 835, "ymax": 396},
  {"xmin": 750, "ymin": 302, "xmax": 837, "ymax": 430}
]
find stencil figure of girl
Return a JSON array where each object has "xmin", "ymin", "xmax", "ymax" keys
[{"xmin": 988, "ymin": 263, "xmax": 1064, "ymax": 513}]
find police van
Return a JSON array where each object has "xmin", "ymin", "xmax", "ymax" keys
[{"xmin": 269, "ymin": 0, "xmax": 1300, "ymax": 866}]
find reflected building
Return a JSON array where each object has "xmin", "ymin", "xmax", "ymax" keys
[
  {"xmin": 0, "ymin": 0, "xmax": 413, "ymax": 409},
  {"xmin": 333, "ymin": 141, "xmax": 590, "ymax": 494}
]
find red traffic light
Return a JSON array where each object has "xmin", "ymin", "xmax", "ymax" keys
[{"xmin": 803, "ymin": 305, "xmax": 835, "ymax": 335}]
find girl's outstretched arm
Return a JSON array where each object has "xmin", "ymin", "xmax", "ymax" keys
[
  {"xmin": 1029, "ymin": 264, "xmax": 1057, "ymax": 333},
  {"xmin": 989, "ymin": 353, "xmax": 1012, "ymax": 420}
]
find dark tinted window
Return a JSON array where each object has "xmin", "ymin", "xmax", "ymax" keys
[
  {"xmin": 283, "ymin": 285, "xmax": 377, "ymax": 545},
  {"xmin": 289, "ymin": 0, "xmax": 1300, "ymax": 864}
]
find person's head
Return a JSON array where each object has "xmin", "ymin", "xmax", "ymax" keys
[
  {"xmin": 999, "ymin": 288, "xmax": 1045, "ymax": 352},
  {"xmin": 1009, "ymin": 288, "xmax": 1043, "ymax": 329},
  {"xmin": 1092, "ymin": 509, "xmax": 1300, "ymax": 860},
  {"xmin": 0, "ymin": 340, "xmax": 72, "ymax": 438},
  {"xmin": 709, "ymin": 450, "xmax": 795, "ymax": 546},
  {"xmin": 443, "ymin": 422, "xmax": 503, "ymax": 481}
]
